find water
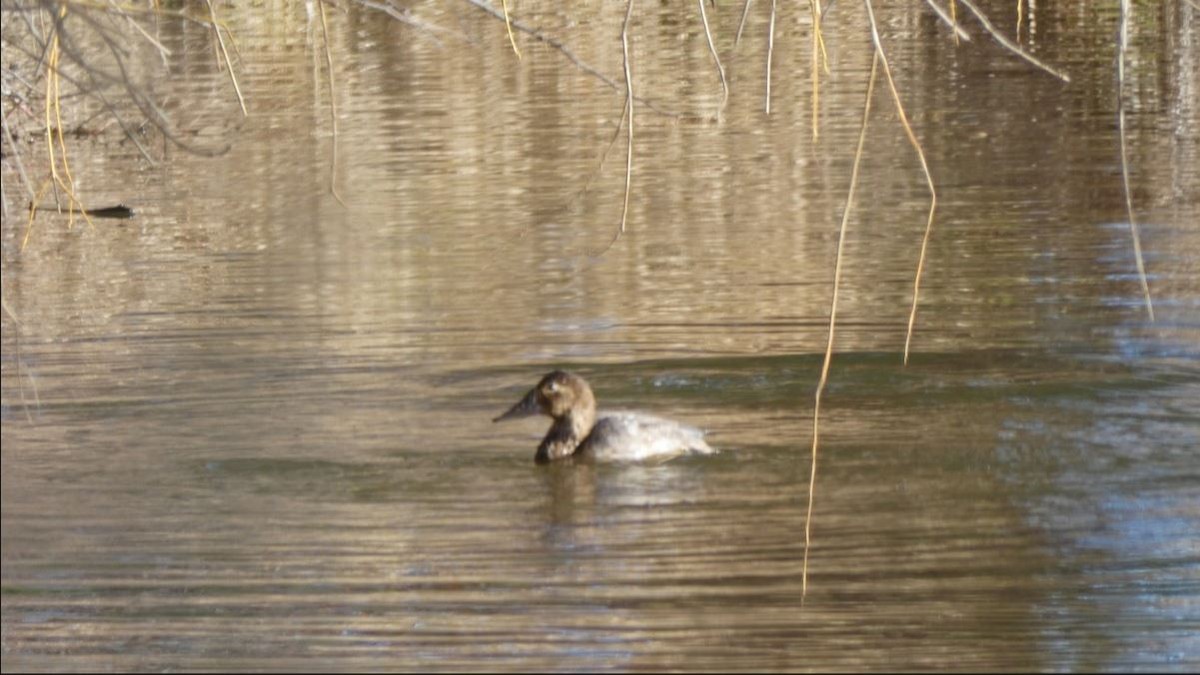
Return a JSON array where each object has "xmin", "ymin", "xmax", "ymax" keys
[{"xmin": 3, "ymin": 2, "xmax": 1198, "ymax": 671}]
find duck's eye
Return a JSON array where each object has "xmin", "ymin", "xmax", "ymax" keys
[{"xmin": 545, "ymin": 381, "xmax": 558, "ymax": 394}]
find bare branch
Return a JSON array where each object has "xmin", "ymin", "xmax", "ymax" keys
[
  {"xmin": 596, "ymin": 0, "xmax": 636, "ymax": 256},
  {"xmin": 956, "ymin": 0, "xmax": 1069, "ymax": 82},
  {"xmin": 697, "ymin": 0, "xmax": 728, "ymax": 113},
  {"xmin": 921, "ymin": 0, "xmax": 972, "ymax": 42},
  {"xmin": 1117, "ymin": 0, "xmax": 1154, "ymax": 319},
  {"xmin": 765, "ymin": 0, "xmax": 776, "ymax": 114}
]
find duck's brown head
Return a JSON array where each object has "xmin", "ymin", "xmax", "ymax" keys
[{"xmin": 493, "ymin": 370, "xmax": 596, "ymax": 422}]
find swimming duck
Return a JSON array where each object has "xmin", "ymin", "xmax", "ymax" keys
[{"xmin": 494, "ymin": 370, "xmax": 716, "ymax": 463}]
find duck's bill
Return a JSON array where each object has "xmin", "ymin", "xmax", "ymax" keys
[{"xmin": 493, "ymin": 388, "xmax": 540, "ymax": 422}]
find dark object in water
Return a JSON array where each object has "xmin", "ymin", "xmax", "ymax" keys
[{"xmin": 31, "ymin": 203, "xmax": 134, "ymax": 219}]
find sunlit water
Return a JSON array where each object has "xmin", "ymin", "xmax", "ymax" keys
[{"xmin": 3, "ymin": 2, "xmax": 1198, "ymax": 671}]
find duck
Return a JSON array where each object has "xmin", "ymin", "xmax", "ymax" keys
[{"xmin": 494, "ymin": 370, "xmax": 716, "ymax": 463}]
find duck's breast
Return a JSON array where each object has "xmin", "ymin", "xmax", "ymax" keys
[{"xmin": 582, "ymin": 411, "xmax": 715, "ymax": 462}]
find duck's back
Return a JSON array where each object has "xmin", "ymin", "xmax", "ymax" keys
[{"xmin": 580, "ymin": 411, "xmax": 716, "ymax": 462}]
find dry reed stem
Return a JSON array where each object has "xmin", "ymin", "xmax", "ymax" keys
[
  {"xmin": 31, "ymin": 6, "xmax": 95, "ymax": 246},
  {"xmin": 809, "ymin": 0, "xmax": 828, "ymax": 140},
  {"xmin": 697, "ymin": 0, "xmax": 728, "ymax": 113},
  {"xmin": 922, "ymin": 0, "xmax": 970, "ymax": 43},
  {"xmin": 1015, "ymin": 0, "xmax": 1023, "ymax": 43},
  {"xmin": 596, "ymin": 0, "xmax": 636, "ymax": 256},
  {"xmin": 950, "ymin": 0, "xmax": 960, "ymax": 44},
  {"xmin": 205, "ymin": 0, "xmax": 247, "ymax": 116},
  {"xmin": 1117, "ymin": 0, "xmax": 1154, "ymax": 320},
  {"xmin": 956, "ymin": 0, "xmax": 1069, "ymax": 82},
  {"xmin": 861, "ymin": 1, "xmax": 938, "ymax": 365},
  {"xmin": 317, "ymin": 1, "xmax": 348, "ymax": 208},
  {"xmin": 804, "ymin": 50, "xmax": 879, "ymax": 601},
  {"xmin": 735, "ymin": 0, "xmax": 753, "ymax": 48},
  {"xmin": 765, "ymin": 0, "xmax": 776, "ymax": 114},
  {"xmin": 500, "ymin": 0, "xmax": 522, "ymax": 58}
]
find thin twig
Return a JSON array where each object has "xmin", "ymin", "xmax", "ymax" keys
[
  {"xmin": 861, "ymin": 0, "xmax": 939, "ymax": 364},
  {"xmin": 500, "ymin": 0, "xmax": 521, "ymax": 58},
  {"xmin": 596, "ymin": 0, "xmax": 636, "ymax": 255},
  {"xmin": 921, "ymin": 0, "xmax": 971, "ymax": 42},
  {"xmin": 1016, "ymin": 0, "xmax": 1024, "ymax": 44},
  {"xmin": 956, "ymin": 0, "xmax": 1069, "ymax": 82},
  {"xmin": 318, "ymin": 0, "xmax": 348, "ymax": 207},
  {"xmin": 804, "ymin": 50, "xmax": 879, "ymax": 602},
  {"xmin": 38, "ymin": 7, "xmax": 94, "ymax": 234},
  {"xmin": 1117, "ymin": 0, "xmax": 1154, "ymax": 320},
  {"xmin": 809, "ymin": 0, "xmax": 827, "ymax": 140},
  {"xmin": 765, "ymin": 0, "xmax": 776, "ymax": 114},
  {"xmin": 735, "ymin": 0, "xmax": 753, "ymax": 47},
  {"xmin": 698, "ymin": 0, "xmax": 728, "ymax": 113},
  {"xmin": 205, "ymin": 0, "xmax": 247, "ymax": 116}
]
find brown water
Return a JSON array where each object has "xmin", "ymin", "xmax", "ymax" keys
[{"xmin": 2, "ymin": 2, "xmax": 1198, "ymax": 671}]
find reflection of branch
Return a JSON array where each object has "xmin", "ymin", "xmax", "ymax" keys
[
  {"xmin": 804, "ymin": 50, "xmax": 879, "ymax": 603},
  {"xmin": 352, "ymin": 0, "xmax": 454, "ymax": 45},
  {"xmin": 4, "ymin": 3, "xmax": 237, "ymax": 160},
  {"xmin": 1117, "ymin": 0, "xmax": 1154, "ymax": 320},
  {"xmin": 956, "ymin": 0, "xmax": 1069, "ymax": 82},
  {"xmin": 56, "ymin": 14, "xmax": 235, "ymax": 156},
  {"xmin": 921, "ymin": 0, "xmax": 972, "ymax": 42},
  {"xmin": 461, "ymin": 0, "xmax": 679, "ymax": 117}
]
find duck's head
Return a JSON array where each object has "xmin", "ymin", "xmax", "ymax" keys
[{"xmin": 494, "ymin": 370, "xmax": 596, "ymax": 422}]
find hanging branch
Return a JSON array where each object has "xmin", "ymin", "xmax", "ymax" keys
[
  {"xmin": 204, "ymin": 0, "xmax": 247, "ymax": 116},
  {"xmin": 809, "ymin": 0, "xmax": 830, "ymax": 140},
  {"xmin": 921, "ymin": 0, "xmax": 972, "ymax": 43},
  {"xmin": 765, "ymin": 0, "xmax": 776, "ymax": 114},
  {"xmin": 698, "ymin": 0, "xmax": 729, "ymax": 113},
  {"xmin": 1117, "ymin": 0, "xmax": 1154, "ymax": 320},
  {"xmin": 317, "ymin": 0, "xmax": 348, "ymax": 207},
  {"xmin": 597, "ymin": 0, "xmax": 637, "ymax": 255},
  {"xmin": 860, "ymin": 1, "xmax": 939, "ymax": 365},
  {"xmin": 500, "ymin": 0, "xmax": 522, "ymax": 58},
  {"xmin": 956, "ymin": 0, "xmax": 1070, "ymax": 82},
  {"xmin": 735, "ymin": 0, "xmax": 753, "ymax": 47},
  {"xmin": 804, "ymin": 49, "xmax": 879, "ymax": 602}
]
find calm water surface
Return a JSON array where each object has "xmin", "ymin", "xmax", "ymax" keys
[{"xmin": 2, "ymin": 2, "xmax": 1198, "ymax": 671}]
